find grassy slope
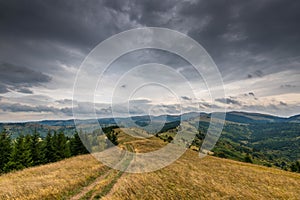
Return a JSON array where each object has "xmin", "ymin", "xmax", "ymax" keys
[
  {"xmin": 0, "ymin": 155, "xmax": 108, "ymax": 200},
  {"xmin": 102, "ymin": 135, "xmax": 300, "ymax": 199},
  {"xmin": 0, "ymin": 129, "xmax": 300, "ymax": 199},
  {"xmin": 104, "ymin": 151, "xmax": 300, "ymax": 199}
]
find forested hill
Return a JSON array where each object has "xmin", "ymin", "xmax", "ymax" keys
[{"xmin": 0, "ymin": 111, "xmax": 299, "ymax": 172}]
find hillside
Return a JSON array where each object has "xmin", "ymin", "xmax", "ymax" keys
[
  {"xmin": 1, "ymin": 112, "xmax": 299, "ymax": 170},
  {"xmin": 1, "ymin": 131, "xmax": 300, "ymax": 200}
]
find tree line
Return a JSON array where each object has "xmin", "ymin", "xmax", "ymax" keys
[{"xmin": 0, "ymin": 129, "xmax": 88, "ymax": 174}]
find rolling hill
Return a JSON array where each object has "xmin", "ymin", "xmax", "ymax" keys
[
  {"xmin": 0, "ymin": 130, "xmax": 299, "ymax": 199},
  {"xmin": 1, "ymin": 111, "xmax": 299, "ymax": 168}
]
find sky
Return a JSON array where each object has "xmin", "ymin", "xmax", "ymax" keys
[{"xmin": 0, "ymin": 0, "xmax": 299, "ymax": 122}]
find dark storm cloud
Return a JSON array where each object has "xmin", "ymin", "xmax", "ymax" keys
[
  {"xmin": 0, "ymin": 0, "xmax": 113, "ymax": 49},
  {"xmin": 100, "ymin": 0, "xmax": 300, "ymax": 81},
  {"xmin": 181, "ymin": 0, "xmax": 300, "ymax": 56},
  {"xmin": 0, "ymin": 62, "xmax": 51, "ymax": 93},
  {"xmin": 0, "ymin": 0, "xmax": 138, "ymax": 91},
  {"xmin": 177, "ymin": 0, "xmax": 300, "ymax": 81},
  {"xmin": 1, "ymin": 0, "xmax": 299, "ymax": 81},
  {"xmin": 0, "ymin": 0, "xmax": 299, "ymax": 119}
]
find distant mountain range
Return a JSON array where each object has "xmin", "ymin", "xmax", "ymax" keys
[
  {"xmin": 1, "ymin": 111, "xmax": 299, "ymax": 137},
  {"xmin": 1, "ymin": 111, "xmax": 299, "ymax": 167},
  {"xmin": 221, "ymin": 111, "xmax": 300, "ymax": 123},
  {"xmin": 41, "ymin": 111, "xmax": 300, "ymax": 125}
]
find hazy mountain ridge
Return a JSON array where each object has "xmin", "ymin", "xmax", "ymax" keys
[
  {"xmin": 0, "ymin": 111, "xmax": 299, "ymax": 138},
  {"xmin": 223, "ymin": 111, "xmax": 300, "ymax": 123}
]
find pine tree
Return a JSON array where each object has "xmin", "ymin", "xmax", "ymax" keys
[
  {"xmin": 51, "ymin": 131, "xmax": 60, "ymax": 162},
  {"xmin": 0, "ymin": 129, "xmax": 12, "ymax": 173},
  {"xmin": 4, "ymin": 134, "xmax": 32, "ymax": 171},
  {"xmin": 56, "ymin": 131, "xmax": 71, "ymax": 159},
  {"xmin": 42, "ymin": 131, "xmax": 56, "ymax": 163},
  {"xmin": 30, "ymin": 130, "xmax": 43, "ymax": 166},
  {"xmin": 70, "ymin": 131, "xmax": 88, "ymax": 156},
  {"xmin": 24, "ymin": 134, "xmax": 33, "ymax": 167}
]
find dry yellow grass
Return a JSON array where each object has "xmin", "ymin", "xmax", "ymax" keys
[
  {"xmin": 0, "ymin": 155, "xmax": 108, "ymax": 200},
  {"xmin": 1, "ymin": 131, "xmax": 300, "ymax": 200},
  {"xmin": 102, "ymin": 138, "xmax": 300, "ymax": 200}
]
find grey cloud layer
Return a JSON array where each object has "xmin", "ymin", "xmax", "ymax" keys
[
  {"xmin": 0, "ymin": 0, "xmax": 299, "ymax": 119},
  {"xmin": 1, "ymin": 0, "xmax": 299, "ymax": 78},
  {"xmin": 0, "ymin": 63, "xmax": 51, "ymax": 93}
]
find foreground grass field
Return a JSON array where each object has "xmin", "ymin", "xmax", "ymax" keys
[
  {"xmin": 103, "ymin": 152, "xmax": 300, "ymax": 199},
  {"xmin": 0, "ymin": 155, "xmax": 108, "ymax": 199},
  {"xmin": 1, "ymin": 129, "xmax": 300, "ymax": 199}
]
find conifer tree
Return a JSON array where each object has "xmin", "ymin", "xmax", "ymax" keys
[
  {"xmin": 56, "ymin": 131, "xmax": 70, "ymax": 159},
  {"xmin": 30, "ymin": 130, "xmax": 43, "ymax": 166},
  {"xmin": 70, "ymin": 131, "xmax": 88, "ymax": 156},
  {"xmin": 51, "ymin": 131, "xmax": 60, "ymax": 161},
  {"xmin": 0, "ymin": 129, "xmax": 12, "ymax": 173},
  {"xmin": 5, "ymin": 134, "xmax": 32, "ymax": 171},
  {"xmin": 42, "ymin": 131, "xmax": 56, "ymax": 163}
]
